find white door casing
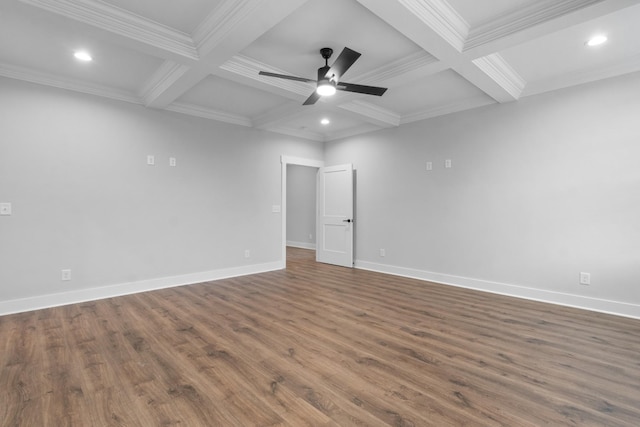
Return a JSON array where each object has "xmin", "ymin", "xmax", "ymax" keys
[{"xmin": 316, "ymin": 164, "xmax": 354, "ymax": 268}]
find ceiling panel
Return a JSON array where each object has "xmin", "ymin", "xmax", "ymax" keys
[
  {"xmin": 500, "ymin": 3, "xmax": 640, "ymax": 84},
  {"xmin": 102, "ymin": 0, "xmax": 221, "ymax": 34},
  {"xmin": 242, "ymin": 0, "xmax": 421, "ymax": 81},
  {"xmin": 0, "ymin": 2, "xmax": 163, "ymax": 92},
  {"xmin": 370, "ymin": 70, "xmax": 492, "ymax": 116}
]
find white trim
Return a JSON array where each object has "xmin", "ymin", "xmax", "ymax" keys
[
  {"xmin": 166, "ymin": 102, "xmax": 253, "ymax": 127},
  {"xmin": 0, "ymin": 261, "xmax": 284, "ymax": 316},
  {"xmin": 398, "ymin": 0, "xmax": 469, "ymax": 52},
  {"xmin": 355, "ymin": 260, "xmax": 640, "ymax": 320},
  {"xmin": 472, "ymin": 53, "xmax": 526, "ymax": 100},
  {"xmin": 286, "ymin": 241, "xmax": 316, "ymax": 250},
  {"xmin": 0, "ymin": 62, "xmax": 140, "ymax": 104},
  {"xmin": 280, "ymin": 156, "xmax": 324, "ymax": 265}
]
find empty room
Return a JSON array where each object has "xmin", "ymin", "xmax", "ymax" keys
[{"xmin": 1, "ymin": 0, "xmax": 639, "ymax": 425}]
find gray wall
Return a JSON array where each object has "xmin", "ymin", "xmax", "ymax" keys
[
  {"xmin": 0, "ymin": 78, "xmax": 322, "ymax": 310},
  {"xmin": 325, "ymin": 72, "xmax": 640, "ymax": 317},
  {"xmin": 286, "ymin": 164, "xmax": 317, "ymax": 249}
]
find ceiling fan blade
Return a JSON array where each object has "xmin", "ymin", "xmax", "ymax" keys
[
  {"xmin": 303, "ymin": 91, "xmax": 321, "ymax": 105},
  {"xmin": 326, "ymin": 47, "xmax": 361, "ymax": 80},
  {"xmin": 259, "ymin": 71, "xmax": 314, "ymax": 83},
  {"xmin": 337, "ymin": 82, "xmax": 387, "ymax": 96}
]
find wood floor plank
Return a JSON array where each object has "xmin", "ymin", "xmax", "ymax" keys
[{"xmin": 1, "ymin": 247, "xmax": 639, "ymax": 426}]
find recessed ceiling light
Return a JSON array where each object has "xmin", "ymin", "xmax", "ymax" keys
[
  {"xmin": 74, "ymin": 50, "xmax": 93, "ymax": 62},
  {"xmin": 321, "ymin": 118, "xmax": 330, "ymax": 125},
  {"xmin": 586, "ymin": 34, "xmax": 607, "ymax": 47}
]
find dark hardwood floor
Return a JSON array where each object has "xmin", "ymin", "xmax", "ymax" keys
[{"xmin": 1, "ymin": 247, "xmax": 639, "ymax": 426}]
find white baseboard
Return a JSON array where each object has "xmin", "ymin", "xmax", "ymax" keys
[
  {"xmin": 0, "ymin": 261, "xmax": 285, "ymax": 316},
  {"xmin": 355, "ymin": 260, "xmax": 640, "ymax": 320},
  {"xmin": 286, "ymin": 241, "xmax": 316, "ymax": 250}
]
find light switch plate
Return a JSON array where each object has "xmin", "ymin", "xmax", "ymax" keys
[
  {"xmin": 0, "ymin": 202, "xmax": 11, "ymax": 215},
  {"xmin": 147, "ymin": 155, "xmax": 155, "ymax": 165}
]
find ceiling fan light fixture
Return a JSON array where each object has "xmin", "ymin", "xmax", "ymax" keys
[{"xmin": 316, "ymin": 79, "xmax": 336, "ymax": 97}]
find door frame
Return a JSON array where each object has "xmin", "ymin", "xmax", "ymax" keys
[{"xmin": 280, "ymin": 155, "xmax": 324, "ymax": 264}]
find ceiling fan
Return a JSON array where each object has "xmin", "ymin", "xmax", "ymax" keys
[{"xmin": 258, "ymin": 47, "xmax": 388, "ymax": 105}]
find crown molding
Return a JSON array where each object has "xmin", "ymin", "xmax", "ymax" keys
[
  {"xmin": 19, "ymin": 0, "xmax": 198, "ymax": 61},
  {"xmin": 465, "ymin": 0, "xmax": 601, "ymax": 51},
  {"xmin": 251, "ymin": 101, "xmax": 307, "ymax": 129},
  {"xmin": 397, "ymin": 0, "xmax": 469, "ymax": 52},
  {"xmin": 220, "ymin": 55, "xmax": 311, "ymax": 97},
  {"xmin": 0, "ymin": 62, "xmax": 140, "ymax": 104},
  {"xmin": 139, "ymin": 60, "xmax": 192, "ymax": 106},
  {"xmin": 339, "ymin": 100, "xmax": 401, "ymax": 128},
  {"xmin": 352, "ymin": 51, "xmax": 440, "ymax": 85},
  {"xmin": 192, "ymin": 0, "xmax": 261, "ymax": 54},
  {"xmin": 325, "ymin": 123, "xmax": 383, "ymax": 142},
  {"xmin": 401, "ymin": 95, "xmax": 496, "ymax": 124},
  {"xmin": 471, "ymin": 53, "xmax": 526, "ymax": 100},
  {"xmin": 166, "ymin": 102, "xmax": 252, "ymax": 127},
  {"xmin": 264, "ymin": 125, "xmax": 325, "ymax": 142},
  {"xmin": 522, "ymin": 52, "xmax": 640, "ymax": 97}
]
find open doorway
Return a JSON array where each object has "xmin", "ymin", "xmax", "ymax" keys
[
  {"xmin": 286, "ymin": 164, "xmax": 318, "ymax": 250},
  {"xmin": 280, "ymin": 156, "xmax": 324, "ymax": 267}
]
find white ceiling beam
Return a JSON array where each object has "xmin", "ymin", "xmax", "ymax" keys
[
  {"xmin": 143, "ymin": 0, "xmax": 310, "ymax": 109},
  {"xmin": 355, "ymin": 0, "xmax": 522, "ymax": 102}
]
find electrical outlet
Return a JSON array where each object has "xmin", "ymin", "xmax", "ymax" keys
[
  {"xmin": 272, "ymin": 205, "xmax": 281, "ymax": 213},
  {"xmin": 379, "ymin": 248, "xmax": 386, "ymax": 257},
  {"xmin": 445, "ymin": 159, "xmax": 452, "ymax": 168},
  {"xmin": 244, "ymin": 250, "xmax": 251, "ymax": 259},
  {"xmin": 147, "ymin": 155, "xmax": 155, "ymax": 165},
  {"xmin": 0, "ymin": 202, "xmax": 11, "ymax": 216},
  {"xmin": 309, "ymin": 234, "xmax": 313, "ymax": 240},
  {"xmin": 426, "ymin": 161, "xmax": 432, "ymax": 171},
  {"xmin": 579, "ymin": 272, "xmax": 591, "ymax": 285},
  {"xmin": 169, "ymin": 157, "xmax": 176, "ymax": 167},
  {"xmin": 61, "ymin": 269, "xmax": 71, "ymax": 281}
]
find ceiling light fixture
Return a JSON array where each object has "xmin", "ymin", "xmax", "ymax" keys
[
  {"xmin": 586, "ymin": 34, "xmax": 607, "ymax": 47},
  {"xmin": 316, "ymin": 79, "xmax": 336, "ymax": 97},
  {"xmin": 321, "ymin": 118, "xmax": 330, "ymax": 125},
  {"xmin": 74, "ymin": 50, "xmax": 93, "ymax": 62}
]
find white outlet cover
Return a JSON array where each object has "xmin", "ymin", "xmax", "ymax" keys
[
  {"xmin": 272, "ymin": 205, "xmax": 281, "ymax": 213},
  {"xmin": 0, "ymin": 202, "xmax": 11, "ymax": 215},
  {"xmin": 426, "ymin": 162, "xmax": 433, "ymax": 171},
  {"xmin": 445, "ymin": 159, "xmax": 452, "ymax": 168},
  {"xmin": 169, "ymin": 157, "xmax": 176, "ymax": 167},
  {"xmin": 147, "ymin": 155, "xmax": 155, "ymax": 165}
]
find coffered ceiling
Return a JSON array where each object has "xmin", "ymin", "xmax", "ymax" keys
[{"xmin": 1, "ymin": 0, "xmax": 639, "ymax": 141}]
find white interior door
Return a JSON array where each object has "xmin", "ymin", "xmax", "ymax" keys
[{"xmin": 316, "ymin": 164, "xmax": 354, "ymax": 267}]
